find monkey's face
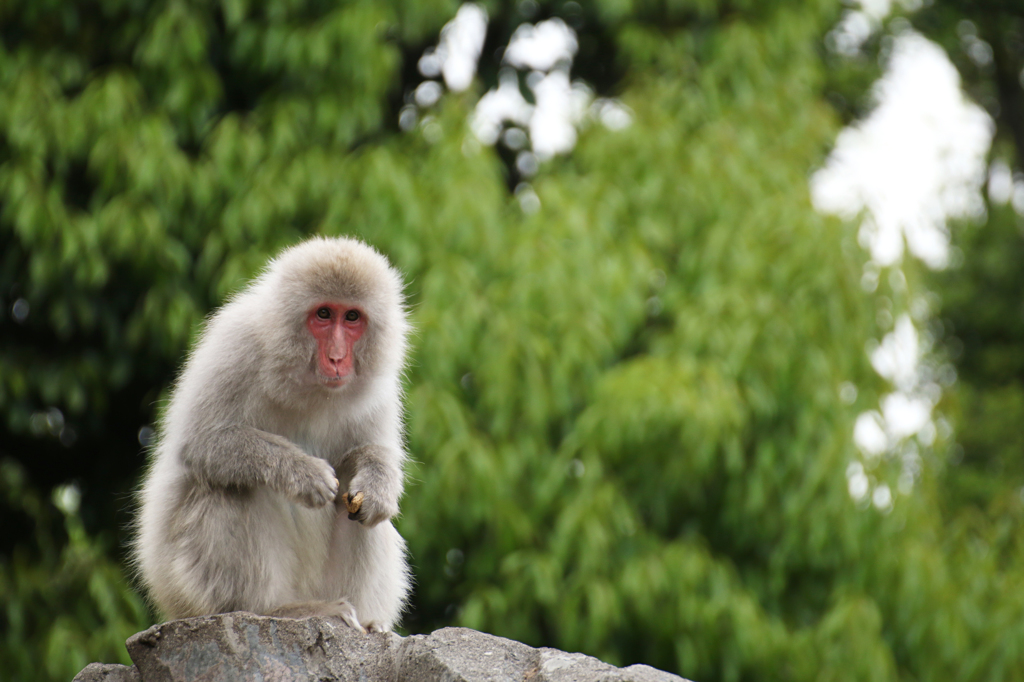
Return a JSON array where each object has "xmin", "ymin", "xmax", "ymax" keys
[{"xmin": 305, "ymin": 302, "xmax": 367, "ymax": 388}]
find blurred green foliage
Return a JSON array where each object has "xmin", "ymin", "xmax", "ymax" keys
[
  {"xmin": 1, "ymin": 1, "xmax": 1023, "ymax": 681},
  {"xmin": 0, "ymin": 459, "xmax": 148, "ymax": 681}
]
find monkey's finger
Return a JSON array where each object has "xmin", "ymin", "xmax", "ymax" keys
[{"xmin": 343, "ymin": 491, "xmax": 365, "ymax": 516}]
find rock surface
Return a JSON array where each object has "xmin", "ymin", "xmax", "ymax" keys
[
  {"xmin": 72, "ymin": 613, "xmax": 689, "ymax": 682},
  {"xmin": 71, "ymin": 663, "xmax": 140, "ymax": 682}
]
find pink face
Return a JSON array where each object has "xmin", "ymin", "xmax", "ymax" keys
[{"xmin": 306, "ymin": 303, "xmax": 367, "ymax": 387}]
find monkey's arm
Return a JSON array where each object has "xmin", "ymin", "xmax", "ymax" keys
[
  {"xmin": 337, "ymin": 444, "xmax": 404, "ymax": 526},
  {"xmin": 182, "ymin": 425, "xmax": 339, "ymax": 508}
]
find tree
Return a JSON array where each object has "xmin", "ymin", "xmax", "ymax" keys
[
  {"xmin": 908, "ymin": 1, "xmax": 1024, "ymax": 516},
  {"xmin": 2, "ymin": 2, "xmax": 1023, "ymax": 681}
]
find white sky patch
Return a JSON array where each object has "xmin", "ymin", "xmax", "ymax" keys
[
  {"xmin": 529, "ymin": 70, "xmax": 577, "ymax": 158},
  {"xmin": 465, "ymin": 14, "xmax": 630, "ymax": 163},
  {"xmin": 504, "ymin": 18, "xmax": 578, "ymax": 71},
  {"xmin": 415, "ymin": 81, "xmax": 443, "ymax": 108},
  {"xmin": 1014, "ymin": 181, "xmax": 1024, "ymax": 216},
  {"xmin": 409, "ymin": 3, "xmax": 631, "ymax": 173},
  {"xmin": 992, "ymin": 160, "xmax": 1024, "ymax": 216},
  {"xmin": 988, "ymin": 159, "xmax": 1013, "ymax": 204},
  {"xmin": 418, "ymin": 4, "xmax": 488, "ymax": 92},
  {"xmin": 812, "ymin": 32, "xmax": 993, "ymax": 269},
  {"xmin": 819, "ymin": 30, "xmax": 994, "ymax": 501},
  {"xmin": 830, "ymin": 11, "xmax": 875, "ymax": 56},
  {"xmin": 820, "ymin": 16, "xmax": 992, "ymax": 508},
  {"xmin": 477, "ymin": 18, "xmax": 584, "ymax": 157},
  {"xmin": 828, "ymin": 0, "xmax": 924, "ymax": 56},
  {"xmin": 470, "ymin": 69, "xmax": 534, "ymax": 146},
  {"xmin": 593, "ymin": 98, "xmax": 633, "ymax": 130},
  {"xmin": 529, "ymin": 70, "xmax": 592, "ymax": 158},
  {"xmin": 870, "ymin": 314, "xmax": 919, "ymax": 392},
  {"xmin": 853, "ymin": 316, "xmax": 940, "ymax": 483},
  {"xmin": 847, "ymin": 461, "xmax": 870, "ymax": 501},
  {"xmin": 872, "ymin": 483, "xmax": 893, "ymax": 511},
  {"xmin": 859, "ymin": 0, "xmax": 895, "ymax": 20},
  {"xmin": 881, "ymin": 392, "xmax": 932, "ymax": 440},
  {"xmin": 854, "ymin": 412, "xmax": 889, "ymax": 457}
]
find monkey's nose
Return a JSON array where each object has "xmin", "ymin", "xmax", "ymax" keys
[{"xmin": 327, "ymin": 344, "xmax": 348, "ymax": 364}]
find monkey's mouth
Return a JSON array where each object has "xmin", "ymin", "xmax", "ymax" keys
[{"xmin": 319, "ymin": 372, "xmax": 353, "ymax": 388}]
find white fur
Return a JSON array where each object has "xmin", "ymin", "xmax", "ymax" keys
[{"xmin": 134, "ymin": 237, "xmax": 411, "ymax": 629}]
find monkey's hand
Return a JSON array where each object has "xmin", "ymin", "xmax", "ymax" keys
[
  {"xmin": 341, "ymin": 491, "xmax": 364, "ymax": 516},
  {"xmin": 284, "ymin": 456, "xmax": 340, "ymax": 508},
  {"xmin": 337, "ymin": 444, "xmax": 402, "ymax": 527},
  {"xmin": 340, "ymin": 485, "xmax": 397, "ymax": 526},
  {"xmin": 340, "ymin": 478, "xmax": 398, "ymax": 527}
]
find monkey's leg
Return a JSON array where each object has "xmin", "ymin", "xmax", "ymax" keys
[
  {"xmin": 323, "ymin": 514, "xmax": 410, "ymax": 632},
  {"xmin": 158, "ymin": 487, "xmax": 310, "ymax": 619}
]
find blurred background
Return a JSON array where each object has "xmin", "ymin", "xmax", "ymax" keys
[{"xmin": 1, "ymin": 0, "xmax": 1023, "ymax": 680}]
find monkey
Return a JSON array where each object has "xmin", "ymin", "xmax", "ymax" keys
[{"xmin": 133, "ymin": 236, "xmax": 411, "ymax": 632}]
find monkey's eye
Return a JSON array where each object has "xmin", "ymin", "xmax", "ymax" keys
[
  {"xmin": 344, "ymin": 310, "xmax": 361, "ymax": 322},
  {"xmin": 316, "ymin": 307, "xmax": 331, "ymax": 320}
]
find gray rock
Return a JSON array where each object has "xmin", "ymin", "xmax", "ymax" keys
[
  {"xmin": 71, "ymin": 662, "xmax": 140, "ymax": 682},
  {"xmin": 125, "ymin": 612, "xmax": 399, "ymax": 682},
  {"xmin": 535, "ymin": 649, "xmax": 683, "ymax": 682},
  {"xmin": 395, "ymin": 628, "xmax": 687, "ymax": 682},
  {"xmin": 74, "ymin": 613, "xmax": 690, "ymax": 682},
  {"xmin": 396, "ymin": 626, "xmax": 537, "ymax": 681}
]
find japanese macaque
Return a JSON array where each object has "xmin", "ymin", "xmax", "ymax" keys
[{"xmin": 133, "ymin": 237, "xmax": 411, "ymax": 632}]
